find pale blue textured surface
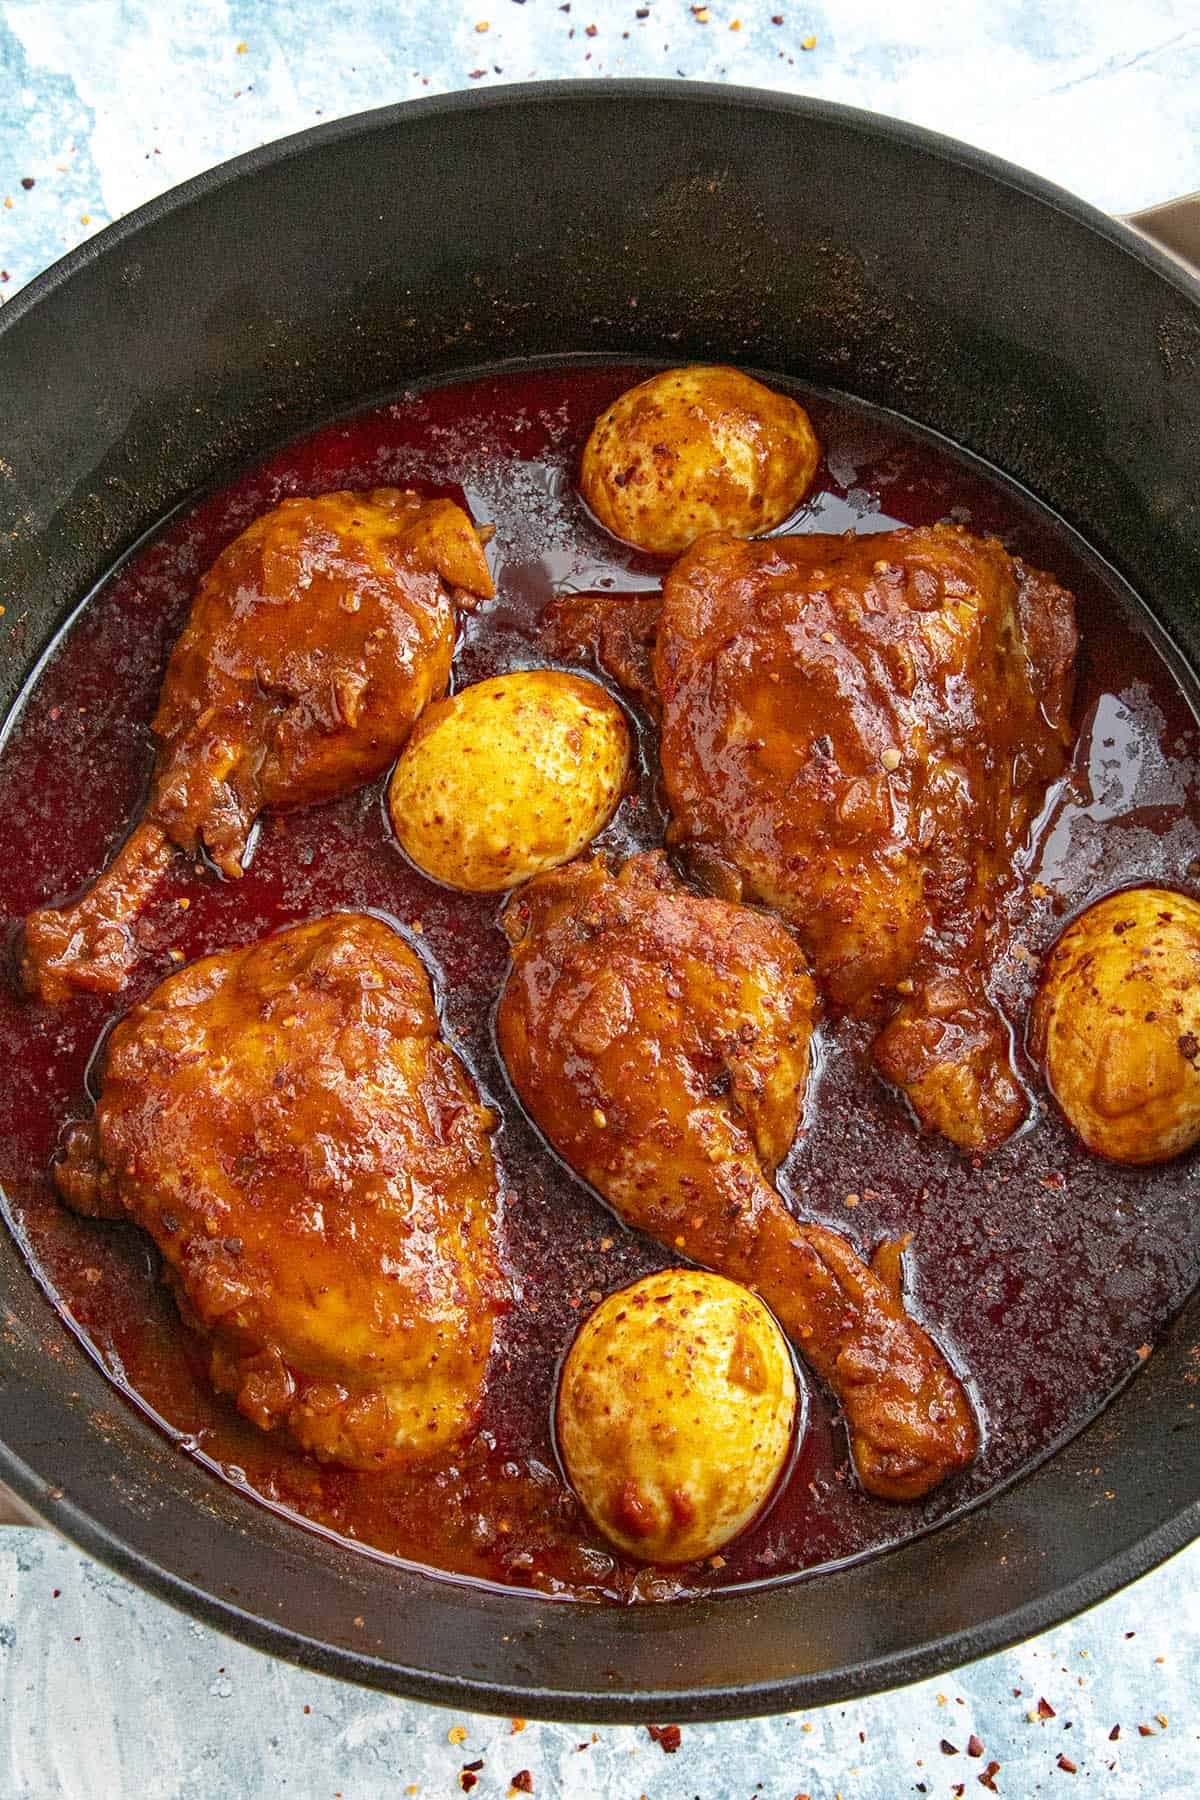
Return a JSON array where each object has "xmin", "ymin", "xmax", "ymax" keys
[{"xmin": 1, "ymin": 4, "xmax": 1198, "ymax": 1795}]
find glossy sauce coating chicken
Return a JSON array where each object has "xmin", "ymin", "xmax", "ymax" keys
[
  {"xmin": 55, "ymin": 913, "xmax": 503, "ymax": 1469},
  {"xmin": 559, "ymin": 525, "xmax": 1077, "ymax": 1151},
  {"xmin": 22, "ymin": 490, "xmax": 493, "ymax": 1002},
  {"xmin": 656, "ymin": 526, "xmax": 1077, "ymax": 1151},
  {"xmin": 498, "ymin": 853, "xmax": 978, "ymax": 1501}
]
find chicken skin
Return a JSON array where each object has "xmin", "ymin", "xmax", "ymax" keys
[
  {"xmin": 498, "ymin": 853, "xmax": 978, "ymax": 1501},
  {"xmin": 655, "ymin": 526, "xmax": 1077, "ymax": 1151},
  {"xmin": 557, "ymin": 525, "xmax": 1077, "ymax": 1151},
  {"xmin": 55, "ymin": 913, "xmax": 503, "ymax": 1469},
  {"xmin": 22, "ymin": 489, "xmax": 493, "ymax": 1003}
]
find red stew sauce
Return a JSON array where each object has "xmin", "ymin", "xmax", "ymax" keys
[{"xmin": 1, "ymin": 360, "xmax": 1197, "ymax": 1602}]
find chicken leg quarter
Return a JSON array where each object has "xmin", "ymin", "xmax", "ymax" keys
[
  {"xmin": 498, "ymin": 853, "xmax": 979, "ymax": 1502},
  {"xmin": 22, "ymin": 488, "xmax": 493, "ymax": 1002}
]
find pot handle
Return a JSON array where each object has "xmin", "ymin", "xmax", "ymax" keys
[{"xmin": 1123, "ymin": 190, "xmax": 1200, "ymax": 277}]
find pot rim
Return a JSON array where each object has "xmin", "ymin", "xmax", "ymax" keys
[{"xmin": 1, "ymin": 79, "xmax": 1196, "ymax": 1721}]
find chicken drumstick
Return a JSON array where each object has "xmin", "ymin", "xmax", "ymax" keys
[
  {"xmin": 22, "ymin": 488, "xmax": 493, "ymax": 1002},
  {"xmin": 498, "ymin": 853, "xmax": 978, "ymax": 1502}
]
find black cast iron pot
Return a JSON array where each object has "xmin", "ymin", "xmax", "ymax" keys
[{"xmin": 0, "ymin": 83, "xmax": 1197, "ymax": 1721}]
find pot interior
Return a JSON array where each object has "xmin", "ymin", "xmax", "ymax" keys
[{"xmin": 0, "ymin": 86, "xmax": 1196, "ymax": 1718}]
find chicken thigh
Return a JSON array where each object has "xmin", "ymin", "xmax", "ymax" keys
[
  {"xmin": 56, "ymin": 913, "xmax": 503, "ymax": 1469},
  {"xmin": 498, "ymin": 853, "xmax": 978, "ymax": 1501},
  {"xmin": 556, "ymin": 524, "xmax": 1077, "ymax": 1152},
  {"xmin": 22, "ymin": 489, "xmax": 493, "ymax": 1002},
  {"xmin": 656, "ymin": 525, "xmax": 1077, "ymax": 1151}
]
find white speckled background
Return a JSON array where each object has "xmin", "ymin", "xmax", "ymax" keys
[{"xmin": 1, "ymin": 3, "xmax": 1198, "ymax": 1795}]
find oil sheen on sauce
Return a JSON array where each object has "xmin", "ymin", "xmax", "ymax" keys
[{"xmin": 0, "ymin": 360, "xmax": 1197, "ymax": 1604}]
